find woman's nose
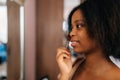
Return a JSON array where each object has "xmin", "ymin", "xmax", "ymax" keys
[{"xmin": 69, "ymin": 29, "xmax": 76, "ymax": 37}]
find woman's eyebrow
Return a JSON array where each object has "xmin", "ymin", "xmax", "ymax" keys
[
  {"xmin": 71, "ymin": 20, "xmax": 86, "ymax": 27},
  {"xmin": 74, "ymin": 19, "xmax": 85, "ymax": 23},
  {"xmin": 71, "ymin": 20, "xmax": 83, "ymax": 27}
]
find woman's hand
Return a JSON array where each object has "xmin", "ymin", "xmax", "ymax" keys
[{"xmin": 56, "ymin": 47, "xmax": 72, "ymax": 80}]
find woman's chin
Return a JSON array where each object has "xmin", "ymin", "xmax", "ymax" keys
[{"xmin": 73, "ymin": 49, "xmax": 84, "ymax": 54}]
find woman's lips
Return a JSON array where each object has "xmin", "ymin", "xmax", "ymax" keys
[{"xmin": 70, "ymin": 41, "xmax": 79, "ymax": 47}]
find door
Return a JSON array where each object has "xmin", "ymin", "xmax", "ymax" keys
[{"xmin": 36, "ymin": 0, "xmax": 63, "ymax": 80}]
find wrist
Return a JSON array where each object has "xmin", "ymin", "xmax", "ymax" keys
[{"xmin": 58, "ymin": 73, "xmax": 69, "ymax": 80}]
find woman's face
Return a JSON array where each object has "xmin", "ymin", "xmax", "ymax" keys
[{"xmin": 70, "ymin": 9, "xmax": 98, "ymax": 54}]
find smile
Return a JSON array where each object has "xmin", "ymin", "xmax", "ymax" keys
[{"xmin": 70, "ymin": 40, "xmax": 80, "ymax": 47}]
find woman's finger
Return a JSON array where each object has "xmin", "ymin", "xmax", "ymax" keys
[{"xmin": 56, "ymin": 47, "xmax": 70, "ymax": 57}]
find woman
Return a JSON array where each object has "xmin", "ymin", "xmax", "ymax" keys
[{"xmin": 56, "ymin": 0, "xmax": 120, "ymax": 80}]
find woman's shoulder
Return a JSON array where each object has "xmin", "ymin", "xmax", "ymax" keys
[
  {"xmin": 105, "ymin": 66, "xmax": 120, "ymax": 80},
  {"xmin": 114, "ymin": 69, "xmax": 120, "ymax": 79}
]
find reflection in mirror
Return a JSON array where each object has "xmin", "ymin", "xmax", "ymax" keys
[{"xmin": 0, "ymin": 0, "xmax": 7, "ymax": 80}]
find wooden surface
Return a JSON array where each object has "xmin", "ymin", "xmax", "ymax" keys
[
  {"xmin": 36, "ymin": 0, "xmax": 63, "ymax": 80},
  {"xmin": 7, "ymin": 1, "xmax": 20, "ymax": 80}
]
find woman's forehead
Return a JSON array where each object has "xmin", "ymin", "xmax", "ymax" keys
[{"xmin": 71, "ymin": 10, "xmax": 85, "ymax": 24}]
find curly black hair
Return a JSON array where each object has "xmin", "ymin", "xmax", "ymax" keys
[{"xmin": 68, "ymin": 0, "xmax": 120, "ymax": 59}]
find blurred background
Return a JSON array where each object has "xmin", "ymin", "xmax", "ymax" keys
[
  {"xmin": 0, "ymin": 0, "xmax": 84, "ymax": 80},
  {"xmin": 0, "ymin": 0, "xmax": 8, "ymax": 80}
]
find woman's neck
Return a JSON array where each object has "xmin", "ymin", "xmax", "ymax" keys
[
  {"xmin": 83, "ymin": 49, "xmax": 114, "ymax": 76},
  {"xmin": 74, "ymin": 49, "xmax": 120, "ymax": 79}
]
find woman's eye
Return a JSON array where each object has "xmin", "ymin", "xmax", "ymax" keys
[
  {"xmin": 76, "ymin": 23, "xmax": 85, "ymax": 29},
  {"xmin": 76, "ymin": 24, "xmax": 82, "ymax": 29}
]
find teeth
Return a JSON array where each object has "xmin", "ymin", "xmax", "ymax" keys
[
  {"xmin": 71, "ymin": 41, "xmax": 79, "ymax": 47},
  {"xmin": 71, "ymin": 41, "xmax": 78, "ymax": 44},
  {"xmin": 70, "ymin": 40, "xmax": 79, "ymax": 44},
  {"xmin": 70, "ymin": 40, "xmax": 79, "ymax": 47}
]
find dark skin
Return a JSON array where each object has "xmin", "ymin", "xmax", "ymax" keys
[
  {"xmin": 56, "ymin": 9, "xmax": 120, "ymax": 80},
  {"xmin": 73, "ymin": 50, "xmax": 120, "ymax": 80}
]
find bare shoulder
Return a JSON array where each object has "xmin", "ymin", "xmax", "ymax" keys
[
  {"xmin": 115, "ymin": 69, "xmax": 120, "ymax": 79},
  {"xmin": 109, "ymin": 67, "xmax": 120, "ymax": 79}
]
